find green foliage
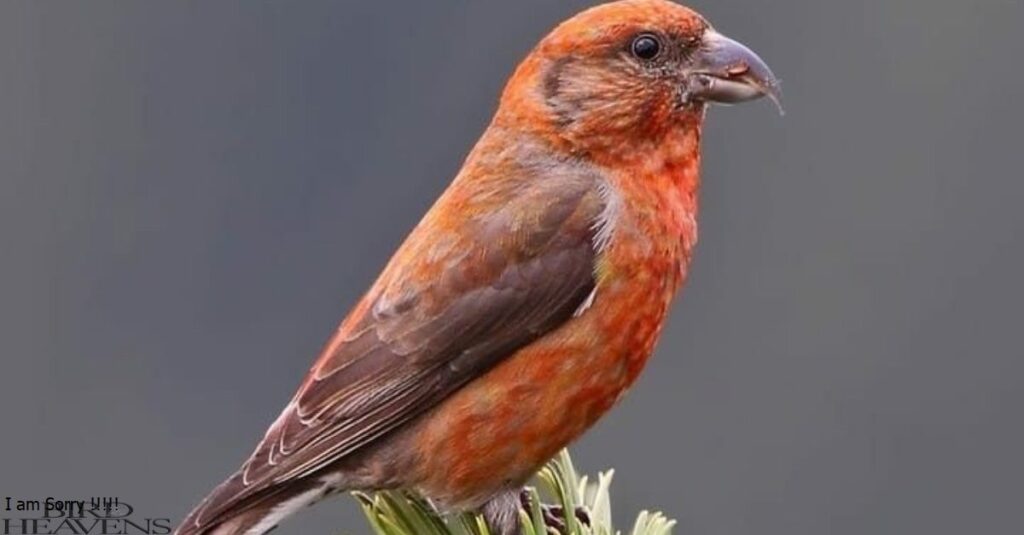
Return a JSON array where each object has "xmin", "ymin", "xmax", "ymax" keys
[{"xmin": 354, "ymin": 450, "xmax": 676, "ymax": 535}]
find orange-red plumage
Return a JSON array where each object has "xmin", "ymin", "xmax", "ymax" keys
[
  {"xmin": 176, "ymin": 2, "xmax": 778, "ymax": 534},
  {"xmin": 408, "ymin": 123, "xmax": 702, "ymax": 511}
]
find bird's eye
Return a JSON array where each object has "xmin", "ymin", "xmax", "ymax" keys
[{"xmin": 631, "ymin": 34, "xmax": 662, "ymax": 61}]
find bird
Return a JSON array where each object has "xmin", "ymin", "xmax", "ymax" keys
[{"xmin": 175, "ymin": 1, "xmax": 779, "ymax": 534}]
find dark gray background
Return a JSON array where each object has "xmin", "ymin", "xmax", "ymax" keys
[{"xmin": 2, "ymin": 1, "xmax": 1022, "ymax": 534}]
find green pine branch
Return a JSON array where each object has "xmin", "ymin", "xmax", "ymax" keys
[{"xmin": 353, "ymin": 450, "xmax": 676, "ymax": 535}]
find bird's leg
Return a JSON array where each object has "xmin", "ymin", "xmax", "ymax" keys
[
  {"xmin": 542, "ymin": 505, "xmax": 591, "ymax": 530},
  {"xmin": 517, "ymin": 489, "xmax": 591, "ymax": 533},
  {"xmin": 482, "ymin": 490, "xmax": 522, "ymax": 535}
]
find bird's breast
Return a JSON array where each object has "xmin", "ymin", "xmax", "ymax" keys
[
  {"xmin": 599, "ymin": 125, "xmax": 702, "ymax": 287},
  {"xmin": 406, "ymin": 246, "xmax": 688, "ymax": 510},
  {"xmin": 405, "ymin": 130, "xmax": 703, "ymax": 511}
]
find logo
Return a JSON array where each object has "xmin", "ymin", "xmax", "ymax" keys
[{"xmin": 2, "ymin": 497, "xmax": 172, "ymax": 535}]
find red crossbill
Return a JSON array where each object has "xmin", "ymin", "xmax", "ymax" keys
[{"xmin": 175, "ymin": 1, "xmax": 778, "ymax": 534}]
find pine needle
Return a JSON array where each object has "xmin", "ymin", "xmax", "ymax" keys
[{"xmin": 353, "ymin": 450, "xmax": 675, "ymax": 535}]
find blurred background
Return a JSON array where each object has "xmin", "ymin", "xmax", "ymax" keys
[{"xmin": 2, "ymin": 1, "xmax": 1022, "ymax": 534}]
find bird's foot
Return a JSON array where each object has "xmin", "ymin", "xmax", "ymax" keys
[
  {"xmin": 541, "ymin": 505, "xmax": 591, "ymax": 532},
  {"xmin": 518, "ymin": 489, "xmax": 591, "ymax": 533}
]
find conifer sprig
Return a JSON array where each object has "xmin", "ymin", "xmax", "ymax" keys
[{"xmin": 354, "ymin": 450, "xmax": 675, "ymax": 535}]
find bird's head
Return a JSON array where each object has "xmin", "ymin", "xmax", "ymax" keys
[{"xmin": 495, "ymin": 0, "xmax": 779, "ymax": 156}]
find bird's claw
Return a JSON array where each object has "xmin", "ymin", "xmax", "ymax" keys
[
  {"xmin": 542, "ymin": 505, "xmax": 591, "ymax": 532},
  {"xmin": 518, "ymin": 489, "xmax": 591, "ymax": 533}
]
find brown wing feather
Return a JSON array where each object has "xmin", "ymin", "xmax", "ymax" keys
[{"xmin": 183, "ymin": 155, "xmax": 606, "ymax": 532}]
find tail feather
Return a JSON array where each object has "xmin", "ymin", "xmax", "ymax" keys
[{"xmin": 175, "ymin": 474, "xmax": 330, "ymax": 535}]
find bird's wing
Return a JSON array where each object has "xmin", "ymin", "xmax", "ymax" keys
[{"xmin": 188, "ymin": 164, "xmax": 605, "ymax": 529}]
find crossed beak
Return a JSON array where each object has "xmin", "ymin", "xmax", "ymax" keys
[{"xmin": 685, "ymin": 30, "xmax": 782, "ymax": 113}]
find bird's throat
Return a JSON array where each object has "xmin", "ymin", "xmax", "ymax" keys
[{"xmin": 599, "ymin": 123, "xmax": 702, "ymax": 291}]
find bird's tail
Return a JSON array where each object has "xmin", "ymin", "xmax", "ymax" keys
[
  {"xmin": 175, "ymin": 506, "xmax": 277, "ymax": 535},
  {"xmin": 175, "ymin": 471, "xmax": 331, "ymax": 535}
]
